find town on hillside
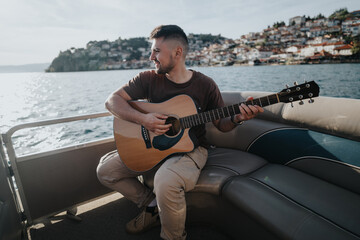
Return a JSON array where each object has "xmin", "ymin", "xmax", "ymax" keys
[{"xmin": 47, "ymin": 8, "xmax": 360, "ymax": 72}]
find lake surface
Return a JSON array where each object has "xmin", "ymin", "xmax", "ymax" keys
[{"xmin": 1, "ymin": 64, "xmax": 359, "ymax": 155}]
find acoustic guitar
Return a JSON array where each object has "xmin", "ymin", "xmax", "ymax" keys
[{"xmin": 114, "ymin": 81, "xmax": 319, "ymax": 172}]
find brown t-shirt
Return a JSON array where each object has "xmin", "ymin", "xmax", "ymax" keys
[{"xmin": 123, "ymin": 69, "xmax": 224, "ymax": 147}]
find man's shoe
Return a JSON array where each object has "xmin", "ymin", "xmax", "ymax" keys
[{"xmin": 126, "ymin": 206, "xmax": 160, "ymax": 234}]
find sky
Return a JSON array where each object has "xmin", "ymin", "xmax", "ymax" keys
[{"xmin": 0, "ymin": 0, "xmax": 359, "ymax": 66}]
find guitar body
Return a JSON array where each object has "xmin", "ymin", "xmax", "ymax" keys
[{"xmin": 114, "ymin": 95, "xmax": 197, "ymax": 172}]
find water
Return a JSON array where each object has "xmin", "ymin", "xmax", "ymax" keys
[{"xmin": 1, "ymin": 64, "xmax": 359, "ymax": 155}]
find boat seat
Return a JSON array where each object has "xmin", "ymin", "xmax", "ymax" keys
[
  {"xmin": 143, "ymin": 147, "xmax": 267, "ymax": 195},
  {"xmin": 223, "ymin": 164, "xmax": 360, "ymax": 240}
]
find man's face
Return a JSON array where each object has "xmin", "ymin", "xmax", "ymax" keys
[{"xmin": 149, "ymin": 37, "xmax": 176, "ymax": 74}]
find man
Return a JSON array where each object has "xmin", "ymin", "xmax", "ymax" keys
[{"xmin": 97, "ymin": 25, "xmax": 263, "ymax": 240}]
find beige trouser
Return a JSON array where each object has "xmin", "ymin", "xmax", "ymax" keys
[{"xmin": 96, "ymin": 146, "xmax": 208, "ymax": 240}]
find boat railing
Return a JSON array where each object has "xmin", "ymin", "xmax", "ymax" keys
[
  {"xmin": 2, "ymin": 111, "xmax": 112, "ymax": 159},
  {"xmin": 0, "ymin": 111, "xmax": 114, "ymax": 224}
]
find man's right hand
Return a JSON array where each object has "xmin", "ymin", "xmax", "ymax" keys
[{"xmin": 142, "ymin": 113, "xmax": 172, "ymax": 136}]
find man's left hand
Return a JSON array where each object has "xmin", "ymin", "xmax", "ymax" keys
[{"xmin": 233, "ymin": 97, "xmax": 264, "ymax": 122}]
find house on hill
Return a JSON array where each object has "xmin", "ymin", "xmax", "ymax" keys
[
  {"xmin": 350, "ymin": 10, "xmax": 360, "ymax": 17},
  {"xmin": 334, "ymin": 44, "xmax": 353, "ymax": 56},
  {"xmin": 289, "ymin": 16, "xmax": 306, "ymax": 26}
]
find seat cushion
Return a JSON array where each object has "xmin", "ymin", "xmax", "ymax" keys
[
  {"xmin": 143, "ymin": 148, "xmax": 267, "ymax": 195},
  {"xmin": 223, "ymin": 164, "xmax": 360, "ymax": 239},
  {"xmin": 191, "ymin": 148, "xmax": 268, "ymax": 195},
  {"xmin": 206, "ymin": 148, "xmax": 268, "ymax": 175}
]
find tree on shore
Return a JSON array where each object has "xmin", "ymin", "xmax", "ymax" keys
[
  {"xmin": 273, "ymin": 21, "xmax": 285, "ymax": 28},
  {"xmin": 350, "ymin": 36, "xmax": 360, "ymax": 58},
  {"xmin": 314, "ymin": 13, "xmax": 325, "ymax": 20},
  {"xmin": 329, "ymin": 8, "xmax": 349, "ymax": 21}
]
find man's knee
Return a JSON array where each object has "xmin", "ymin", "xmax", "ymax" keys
[
  {"xmin": 96, "ymin": 161, "xmax": 107, "ymax": 184},
  {"xmin": 153, "ymin": 168, "xmax": 184, "ymax": 199},
  {"xmin": 96, "ymin": 151, "xmax": 121, "ymax": 185}
]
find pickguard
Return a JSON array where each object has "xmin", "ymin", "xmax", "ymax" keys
[{"xmin": 152, "ymin": 129, "xmax": 185, "ymax": 151}]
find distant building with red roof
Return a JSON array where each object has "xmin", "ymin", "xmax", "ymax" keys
[{"xmin": 334, "ymin": 44, "xmax": 353, "ymax": 56}]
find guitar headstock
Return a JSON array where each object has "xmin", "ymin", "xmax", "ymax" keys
[{"xmin": 278, "ymin": 81, "xmax": 320, "ymax": 105}]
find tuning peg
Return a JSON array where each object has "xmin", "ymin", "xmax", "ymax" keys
[
  {"xmin": 308, "ymin": 92, "xmax": 314, "ymax": 103},
  {"xmin": 285, "ymin": 84, "xmax": 291, "ymax": 93},
  {"xmin": 289, "ymin": 97, "xmax": 294, "ymax": 107},
  {"xmin": 298, "ymin": 95, "xmax": 304, "ymax": 104},
  {"xmin": 294, "ymin": 81, "xmax": 298, "ymax": 86}
]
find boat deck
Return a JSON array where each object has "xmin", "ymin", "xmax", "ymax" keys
[{"xmin": 28, "ymin": 193, "xmax": 231, "ymax": 240}]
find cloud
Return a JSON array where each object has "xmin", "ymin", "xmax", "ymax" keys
[{"xmin": 1, "ymin": 0, "xmax": 359, "ymax": 65}]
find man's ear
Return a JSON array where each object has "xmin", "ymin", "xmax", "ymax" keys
[{"xmin": 175, "ymin": 46, "xmax": 183, "ymax": 58}]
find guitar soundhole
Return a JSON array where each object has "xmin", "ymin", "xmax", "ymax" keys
[{"xmin": 165, "ymin": 116, "xmax": 181, "ymax": 136}]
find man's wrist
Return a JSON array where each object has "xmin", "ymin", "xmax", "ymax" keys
[{"xmin": 231, "ymin": 115, "xmax": 244, "ymax": 126}]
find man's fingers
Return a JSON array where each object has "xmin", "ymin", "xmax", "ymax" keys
[
  {"xmin": 233, "ymin": 96, "xmax": 264, "ymax": 123},
  {"xmin": 154, "ymin": 125, "xmax": 171, "ymax": 136},
  {"xmin": 240, "ymin": 103, "xmax": 252, "ymax": 115},
  {"xmin": 157, "ymin": 123, "xmax": 172, "ymax": 130},
  {"xmin": 153, "ymin": 113, "xmax": 168, "ymax": 120},
  {"xmin": 152, "ymin": 113, "xmax": 172, "ymax": 135},
  {"xmin": 248, "ymin": 105, "xmax": 259, "ymax": 114},
  {"xmin": 256, "ymin": 105, "xmax": 265, "ymax": 113}
]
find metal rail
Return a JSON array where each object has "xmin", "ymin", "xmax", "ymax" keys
[
  {"xmin": 4, "ymin": 112, "xmax": 111, "ymax": 140},
  {"xmin": 1, "ymin": 111, "xmax": 113, "ymax": 225},
  {"xmin": 2, "ymin": 111, "xmax": 112, "ymax": 157}
]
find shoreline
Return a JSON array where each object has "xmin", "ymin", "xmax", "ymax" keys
[
  {"xmin": 47, "ymin": 60, "xmax": 360, "ymax": 73},
  {"xmin": 234, "ymin": 59, "xmax": 360, "ymax": 67},
  {"xmin": 1, "ymin": 60, "xmax": 360, "ymax": 74}
]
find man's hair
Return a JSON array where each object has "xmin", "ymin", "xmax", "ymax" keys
[{"xmin": 150, "ymin": 25, "xmax": 189, "ymax": 54}]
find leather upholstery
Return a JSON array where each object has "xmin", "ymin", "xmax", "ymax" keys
[
  {"xmin": 223, "ymin": 164, "xmax": 360, "ymax": 239},
  {"xmin": 192, "ymin": 148, "xmax": 267, "ymax": 195},
  {"xmin": 143, "ymin": 147, "xmax": 267, "ymax": 195},
  {"xmin": 205, "ymin": 118, "xmax": 291, "ymax": 151},
  {"xmin": 221, "ymin": 92, "xmax": 360, "ymax": 141},
  {"xmin": 287, "ymin": 157, "xmax": 360, "ymax": 195}
]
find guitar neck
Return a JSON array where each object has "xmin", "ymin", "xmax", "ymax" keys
[{"xmin": 180, "ymin": 93, "xmax": 279, "ymax": 129}]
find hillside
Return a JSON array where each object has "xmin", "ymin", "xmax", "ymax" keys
[
  {"xmin": 47, "ymin": 8, "xmax": 360, "ymax": 72},
  {"xmin": 46, "ymin": 34, "xmax": 226, "ymax": 72}
]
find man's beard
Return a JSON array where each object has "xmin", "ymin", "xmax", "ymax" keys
[{"xmin": 154, "ymin": 59, "xmax": 175, "ymax": 74}]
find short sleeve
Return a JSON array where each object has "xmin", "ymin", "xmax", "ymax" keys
[
  {"xmin": 207, "ymin": 79, "xmax": 225, "ymax": 111},
  {"xmin": 122, "ymin": 71, "xmax": 151, "ymax": 100}
]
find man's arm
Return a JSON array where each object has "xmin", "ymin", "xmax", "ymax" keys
[
  {"xmin": 105, "ymin": 87, "xmax": 171, "ymax": 135},
  {"xmin": 213, "ymin": 97, "xmax": 264, "ymax": 133}
]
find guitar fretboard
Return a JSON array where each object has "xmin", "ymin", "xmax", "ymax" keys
[{"xmin": 180, "ymin": 93, "xmax": 279, "ymax": 129}]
